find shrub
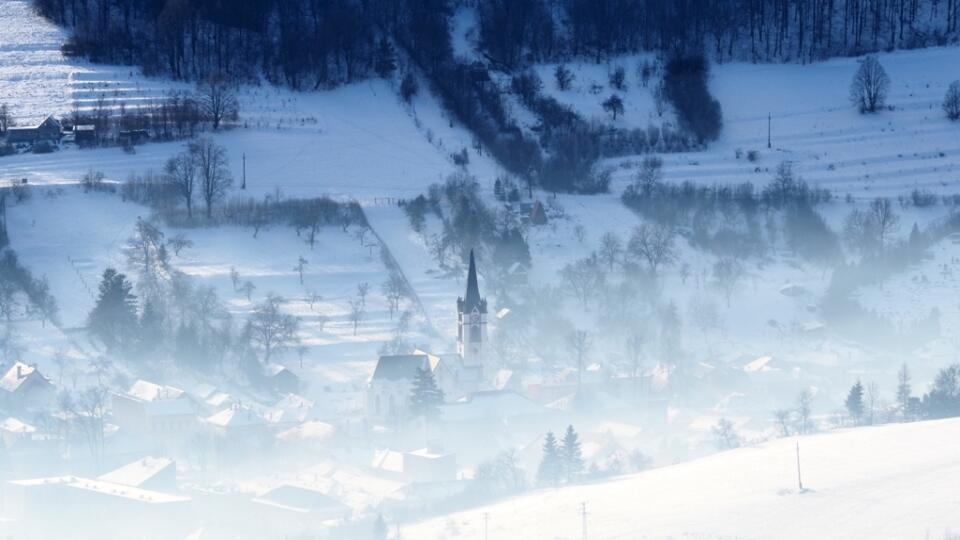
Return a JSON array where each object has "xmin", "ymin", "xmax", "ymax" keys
[
  {"xmin": 32, "ymin": 141, "xmax": 54, "ymax": 154},
  {"xmin": 944, "ymin": 80, "xmax": 960, "ymax": 121}
]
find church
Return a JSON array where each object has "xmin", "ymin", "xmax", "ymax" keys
[{"xmin": 366, "ymin": 250, "xmax": 491, "ymax": 422}]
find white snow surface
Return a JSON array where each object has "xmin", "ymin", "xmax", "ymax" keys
[{"xmin": 407, "ymin": 419, "xmax": 960, "ymax": 540}]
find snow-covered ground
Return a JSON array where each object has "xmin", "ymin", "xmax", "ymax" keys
[
  {"xmin": 616, "ymin": 47, "xmax": 960, "ymax": 198},
  {"xmin": 406, "ymin": 418, "xmax": 960, "ymax": 540}
]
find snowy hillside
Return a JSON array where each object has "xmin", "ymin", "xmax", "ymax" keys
[
  {"xmin": 406, "ymin": 419, "xmax": 960, "ymax": 540},
  {"xmin": 609, "ymin": 47, "xmax": 960, "ymax": 198}
]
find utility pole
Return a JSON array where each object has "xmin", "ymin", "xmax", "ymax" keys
[
  {"xmin": 581, "ymin": 502, "xmax": 588, "ymax": 540},
  {"xmin": 241, "ymin": 152, "xmax": 246, "ymax": 190},
  {"xmin": 796, "ymin": 441, "xmax": 803, "ymax": 491},
  {"xmin": 767, "ymin": 113, "xmax": 772, "ymax": 149}
]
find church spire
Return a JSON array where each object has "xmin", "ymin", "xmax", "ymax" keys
[{"xmin": 463, "ymin": 249, "xmax": 482, "ymax": 311}]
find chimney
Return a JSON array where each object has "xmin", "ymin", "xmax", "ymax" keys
[{"xmin": 16, "ymin": 364, "xmax": 22, "ymax": 379}]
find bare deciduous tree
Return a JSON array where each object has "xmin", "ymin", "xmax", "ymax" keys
[
  {"xmin": 249, "ymin": 294, "xmax": 299, "ymax": 362},
  {"xmin": 357, "ymin": 282, "xmax": 370, "ymax": 307},
  {"xmin": 190, "ymin": 138, "xmax": 232, "ymax": 219},
  {"xmin": 294, "ymin": 256, "xmax": 308, "ymax": 285},
  {"xmin": 164, "ymin": 151, "xmax": 197, "ymax": 218},
  {"xmin": 197, "ymin": 73, "xmax": 239, "ymax": 130},
  {"xmin": 167, "ymin": 233, "xmax": 193, "ymax": 256},
  {"xmin": 382, "ymin": 275, "xmax": 406, "ymax": 319},
  {"xmin": 560, "ymin": 256, "xmax": 605, "ymax": 309},
  {"xmin": 774, "ymin": 409, "xmax": 792, "ymax": 437},
  {"xmin": 850, "ymin": 55, "xmax": 889, "ymax": 113},
  {"xmin": 348, "ymin": 298, "xmax": 365, "ymax": 336},
  {"xmin": 598, "ymin": 232, "xmax": 622, "ymax": 272},
  {"xmin": 869, "ymin": 197, "xmax": 899, "ymax": 251},
  {"xmin": 628, "ymin": 223, "xmax": 676, "ymax": 274},
  {"xmin": 712, "ymin": 257, "xmax": 744, "ymax": 307}
]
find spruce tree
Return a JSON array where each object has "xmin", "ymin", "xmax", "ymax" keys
[
  {"xmin": 87, "ymin": 268, "xmax": 138, "ymax": 350},
  {"xmin": 845, "ymin": 380, "xmax": 865, "ymax": 425},
  {"xmin": 561, "ymin": 425, "xmax": 584, "ymax": 482},
  {"xmin": 896, "ymin": 363, "xmax": 912, "ymax": 421},
  {"xmin": 537, "ymin": 430, "xmax": 562, "ymax": 485},
  {"xmin": 409, "ymin": 366, "xmax": 444, "ymax": 421}
]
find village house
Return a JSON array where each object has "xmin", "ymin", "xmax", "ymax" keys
[
  {"xmin": 0, "ymin": 362, "xmax": 56, "ymax": 412},
  {"xmin": 4, "ymin": 115, "xmax": 62, "ymax": 145},
  {"xmin": 370, "ymin": 445, "xmax": 458, "ymax": 483},
  {"xmin": 266, "ymin": 364, "xmax": 301, "ymax": 394},
  {"xmin": 111, "ymin": 380, "xmax": 200, "ymax": 452}
]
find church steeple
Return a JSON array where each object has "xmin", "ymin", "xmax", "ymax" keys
[
  {"xmin": 457, "ymin": 249, "xmax": 487, "ymax": 366},
  {"xmin": 463, "ymin": 249, "xmax": 482, "ymax": 312}
]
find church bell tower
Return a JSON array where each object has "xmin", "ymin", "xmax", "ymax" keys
[{"xmin": 457, "ymin": 250, "xmax": 487, "ymax": 367}]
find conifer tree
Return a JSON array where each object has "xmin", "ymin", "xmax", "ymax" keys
[
  {"xmin": 537, "ymin": 430, "xmax": 562, "ymax": 485},
  {"xmin": 87, "ymin": 268, "xmax": 138, "ymax": 351},
  {"xmin": 562, "ymin": 425, "xmax": 584, "ymax": 482},
  {"xmin": 897, "ymin": 363, "xmax": 912, "ymax": 421},
  {"xmin": 409, "ymin": 366, "xmax": 444, "ymax": 421},
  {"xmin": 846, "ymin": 380, "xmax": 865, "ymax": 425}
]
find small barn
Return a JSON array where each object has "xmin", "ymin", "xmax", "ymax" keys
[
  {"xmin": 73, "ymin": 124, "xmax": 96, "ymax": 146},
  {"xmin": 266, "ymin": 364, "xmax": 301, "ymax": 394},
  {"xmin": 5, "ymin": 116, "xmax": 62, "ymax": 144}
]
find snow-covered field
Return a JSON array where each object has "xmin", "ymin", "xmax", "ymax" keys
[
  {"xmin": 616, "ymin": 47, "xmax": 960, "ymax": 198},
  {"xmin": 406, "ymin": 418, "xmax": 960, "ymax": 540}
]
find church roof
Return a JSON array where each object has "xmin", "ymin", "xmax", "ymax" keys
[
  {"xmin": 458, "ymin": 249, "xmax": 486, "ymax": 314},
  {"xmin": 371, "ymin": 354, "xmax": 429, "ymax": 382}
]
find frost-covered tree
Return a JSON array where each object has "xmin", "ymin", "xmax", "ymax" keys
[{"xmin": 850, "ymin": 55, "xmax": 889, "ymax": 113}]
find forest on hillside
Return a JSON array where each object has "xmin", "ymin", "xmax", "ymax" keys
[{"xmin": 35, "ymin": 0, "xmax": 960, "ymax": 88}]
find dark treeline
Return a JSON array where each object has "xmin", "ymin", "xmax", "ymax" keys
[
  {"xmin": 479, "ymin": 0, "xmax": 959, "ymax": 66},
  {"xmin": 38, "ymin": 0, "xmax": 960, "ymax": 86}
]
